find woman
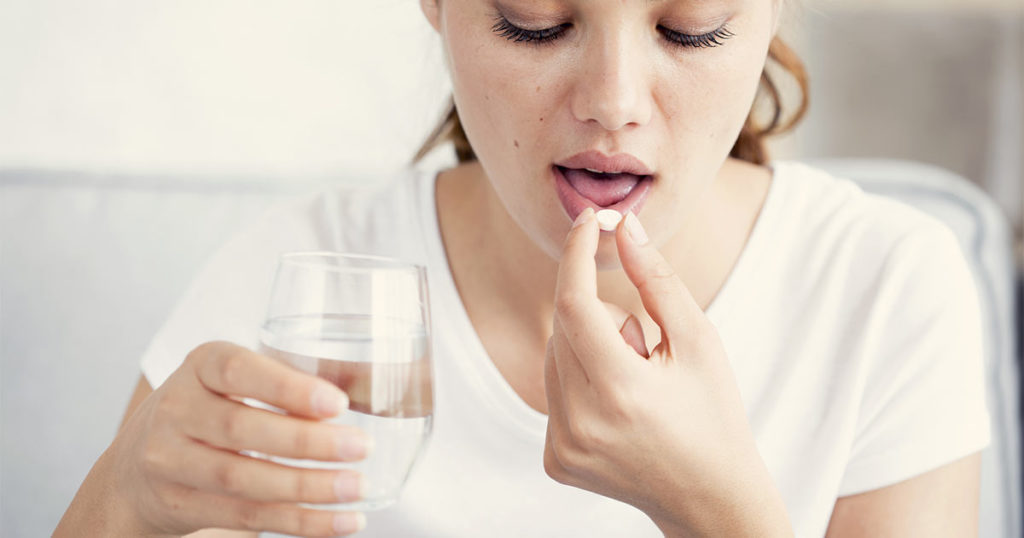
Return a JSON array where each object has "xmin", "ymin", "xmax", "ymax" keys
[{"xmin": 57, "ymin": 0, "xmax": 990, "ymax": 536}]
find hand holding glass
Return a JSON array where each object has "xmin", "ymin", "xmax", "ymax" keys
[{"xmin": 247, "ymin": 252, "xmax": 433, "ymax": 512}]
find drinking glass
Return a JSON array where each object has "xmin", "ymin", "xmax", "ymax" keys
[{"xmin": 246, "ymin": 251, "xmax": 433, "ymax": 512}]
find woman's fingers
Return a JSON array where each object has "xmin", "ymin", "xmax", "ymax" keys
[
  {"xmin": 543, "ymin": 337, "xmax": 565, "ymax": 417},
  {"xmin": 190, "ymin": 342, "xmax": 347, "ymax": 419},
  {"xmin": 542, "ymin": 336, "xmax": 578, "ymax": 488},
  {"xmin": 555, "ymin": 209, "xmax": 636, "ymax": 375},
  {"xmin": 156, "ymin": 436, "xmax": 365, "ymax": 505},
  {"xmin": 604, "ymin": 302, "xmax": 649, "ymax": 358},
  {"xmin": 619, "ymin": 314, "xmax": 649, "ymax": 358},
  {"xmin": 551, "ymin": 316, "xmax": 590, "ymax": 389},
  {"xmin": 157, "ymin": 481, "xmax": 365, "ymax": 537},
  {"xmin": 181, "ymin": 390, "xmax": 372, "ymax": 462},
  {"xmin": 614, "ymin": 212, "xmax": 705, "ymax": 348}
]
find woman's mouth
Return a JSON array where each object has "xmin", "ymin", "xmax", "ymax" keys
[{"xmin": 553, "ymin": 165, "xmax": 653, "ymax": 224}]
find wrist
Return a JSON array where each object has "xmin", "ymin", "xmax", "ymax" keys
[
  {"xmin": 647, "ymin": 456, "xmax": 793, "ymax": 537},
  {"xmin": 650, "ymin": 490, "xmax": 793, "ymax": 538},
  {"xmin": 55, "ymin": 447, "xmax": 168, "ymax": 538}
]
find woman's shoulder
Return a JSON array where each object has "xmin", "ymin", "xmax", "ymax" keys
[
  {"xmin": 236, "ymin": 166, "xmax": 437, "ymax": 254},
  {"xmin": 768, "ymin": 160, "xmax": 958, "ymax": 260},
  {"xmin": 265, "ymin": 167, "xmax": 433, "ymax": 226},
  {"xmin": 753, "ymin": 160, "xmax": 972, "ymax": 320},
  {"xmin": 322, "ymin": 166, "xmax": 435, "ymax": 218},
  {"xmin": 181, "ymin": 166, "xmax": 438, "ymax": 293}
]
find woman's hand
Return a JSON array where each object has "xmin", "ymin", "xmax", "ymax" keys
[
  {"xmin": 543, "ymin": 208, "xmax": 792, "ymax": 537},
  {"xmin": 56, "ymin": 342, "xmax": 371, "ymax": 537}
]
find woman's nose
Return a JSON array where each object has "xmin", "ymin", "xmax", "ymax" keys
[{"xmin": 569, "ymin": 30, "xmax": 653, "ymax": 131}]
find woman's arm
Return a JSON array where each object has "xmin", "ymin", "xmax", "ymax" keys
[{"xmin": 826, "ymin": 452, "xmax": 981, "ymax": 537}]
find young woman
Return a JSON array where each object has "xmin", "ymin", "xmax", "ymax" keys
[{"xmin": 58, "ymin": 0, "xmax": 990, "ymax": 536}]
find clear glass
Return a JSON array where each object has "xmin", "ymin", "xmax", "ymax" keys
[{"xmin": 245, "ymin": 252, "xmax": 433, "ymax": 512}]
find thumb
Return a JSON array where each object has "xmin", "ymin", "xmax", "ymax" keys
[{"xmin": 614, "ymin": 211, "xmax": 704, "ymax": 345}]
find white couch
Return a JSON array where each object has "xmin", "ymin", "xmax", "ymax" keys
[{"xmin": 1, "ymin": 160, "xmax": 1019, "ymax": 536}]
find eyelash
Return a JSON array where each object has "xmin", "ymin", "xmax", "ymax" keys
[{"xmin": 490, "ymin": 16, "xmax": 735, "ymax": 50}]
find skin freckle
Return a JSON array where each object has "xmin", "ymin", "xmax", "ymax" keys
[{"xmin": 539, "ymin": 117, "xmax": 544, "ymax": 122}]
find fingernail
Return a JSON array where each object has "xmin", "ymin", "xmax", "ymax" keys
[
  {"xmin": 572, "ymin": 207, "xmax": 595, "ymax": 229},
  {"xmin": 334, "ymin": 473, "xmax": 366, "ymax": 501},
  {"xmin": 338, "ymin": 432, "xmax": 373, "ymax": 460},
  {"xmin": 313, "ymin": 385, "xmax": 347, "ymax": 416},
  {"xmin": 334, "ymin": 512, "xmax": 366, "ymax": 534},
  {"xmin": 624, "ymin": 212, "xmax": 649, "ymax": 245}
]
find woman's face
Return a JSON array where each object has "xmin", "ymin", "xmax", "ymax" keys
[{"xmin": 421, "ymin": 0, "xmax": 780, "ymax": 267}]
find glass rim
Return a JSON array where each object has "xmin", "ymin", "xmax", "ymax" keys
[{"xmin": 279, "ymin": 251, "xmax": 426, "ymax": 274}]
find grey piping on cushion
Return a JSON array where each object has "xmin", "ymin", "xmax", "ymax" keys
[{"xmin": 0, "ymin": 168, "xmax": 374, "ymax": 194}]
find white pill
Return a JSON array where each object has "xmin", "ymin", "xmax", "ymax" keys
[{"xmin": 595, "ymin": 209, "xmax": 623, "ymax": 231}]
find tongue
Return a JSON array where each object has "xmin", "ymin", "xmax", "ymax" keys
[{"xmin": 562, "ymin": 168, "xmax": 642, "ymax": 207}]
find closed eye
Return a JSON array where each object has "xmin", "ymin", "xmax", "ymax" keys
[{"xmin": 490, "ymin": 16, "xmax": 734, "ymax": 50}]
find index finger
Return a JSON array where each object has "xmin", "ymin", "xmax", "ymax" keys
[
  {"xmin": 614, "ymin": 211, "xmax": 705, "ymax": 346},
  {"xmin": 555, "ymin": 209, "xmax": 637, "ymax": 370},
  {"xmin": 190, "ymin": 341, "xmax": 348, "ymax": 420}
]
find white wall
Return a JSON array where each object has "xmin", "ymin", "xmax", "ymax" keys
[
  {"xmin": 2, "ymin": 0, "xmax": 1019, "ymax": 239},
  {"xmin": 0, "ymin": 0, "xmax": 455, "ymax": 178}
]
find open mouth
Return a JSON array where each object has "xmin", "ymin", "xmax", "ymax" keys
[{"xmin": 553, "ymin": 165, "xmax": 653, "ymax": 224}]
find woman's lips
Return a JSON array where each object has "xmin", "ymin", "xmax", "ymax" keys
[{"xmin": 553, "ymin": 165, "xmax": 652, "ymax": 225}]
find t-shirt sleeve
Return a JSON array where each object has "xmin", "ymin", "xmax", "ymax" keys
[
  {"xmin": 139, "ymin": 194, "xmax": 329, "ymax": 390},
  {"xmin": 836, "ymin": 221, "xmax": 992, "ymax": 497}
]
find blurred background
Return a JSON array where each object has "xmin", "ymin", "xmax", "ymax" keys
[
  {"xmin": 2, "ymin": 0, "xmax": 1021, "ymax": 535},
  {"xmin": 1, "ymin": 0, "xmax": 1020, "ymax": 251}
]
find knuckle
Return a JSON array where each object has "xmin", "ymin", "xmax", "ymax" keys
[
  {"xmin": 155, "ymin": 482, "xmax": 188, "ymax": 512},
  {"xmin": 292, "ymin": 471, "xmax": 331, "ymax": 504},
  {"xmin": 549, "ymin": 422, "xmax": 574, "ymax": 454},
  {"xmin": 213, "ymin": 461, "xmax": 243, "ymax": 495},
  {"xmin": 552, "ymin": 443, "xmax": 584, "ymax": 478},
  {"xmin": 233, "ymin": 501, "xmax": 263, "ymax": 530},
  {"xmin": 604, "ymin": 386, "xmax": 637, "ymax": 421},
  {"xmin": 554, "ymin": 294, "xmax": 582, "ymax": 318},
  {"xmin": 650, "ymin": 262, "xmax": 676, "ymax": 281},
  {"xmin": 140, "ymin": 440, "xmax": 169, "ymax": 478},
  {"xmin": 566, "ymin": 418, "xmax": 595, "ymax": 449},
  {"xmin": 267, "ymin": 374, "xmax": 292, "ymax": 404},
  {"xmin": 293, "ymin": 508, "xmax": 329, "ymax": 536},
  {"xmin": 291, "ymin": 424, "xmax": 314, "ymax": 458},
  {"xmin": 153, "ymin": 393, "xmax": 181, "ymax": 422},
  {"xmin": 289, "ymin": 471, "xmax": 310, "ymax": 502},
  {"xmin": 549, "ymin": 438, "xmax": 583, "ymax": 474},
  {"xmin": 183, "ymin": 343, "xmax": 207, "ymax": 366},
  {"xmin": 218, "ymin": 352, "xmax": 247, "ymax": 392},
  {"xmin": 220, "ymin": 407, "xmax": 248, "ymax": 446},
  {"xmin": 543, "ymin": 447, "xmax": 566, "ymax": 482},
  {"xmin": 186, "ymin": 341, "xmax": 223, "ymax": 366},
  {"xmin": 638, "ymin": 263, "xmax": 678, "ymax": 293}
]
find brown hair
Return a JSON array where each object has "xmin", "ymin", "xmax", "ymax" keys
[{"xmin": 412, "ymin": 36, "xmax": 809, "ymax": 167}]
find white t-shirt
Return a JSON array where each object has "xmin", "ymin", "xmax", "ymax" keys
[{"xmin": 140, "ymin": 161, "xmax": 991, "ymax": 537}]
